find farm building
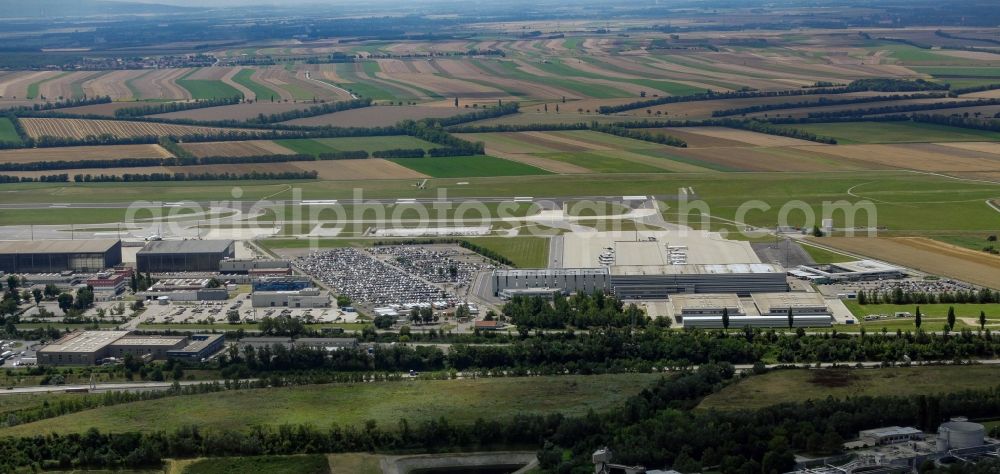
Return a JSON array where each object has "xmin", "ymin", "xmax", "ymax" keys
[
  {"xmin": 136, "ymin": 240, "xmax": 235, "ymax": 273},
  {"xmin": 36, "ymin": 330, "xmax": 223, "ymax": 365},
  {"xmin": 0, "ymin": 239, "xmax": 122, "ymax": 273}
]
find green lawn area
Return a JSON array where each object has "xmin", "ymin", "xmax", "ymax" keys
[
  {"xmin": 274, "ymin": 136, "xmax": 437, "ymax": 155},
  {"xmin": 388, "ymin": 156, "xmax": 550, "ymax": 178},
  {"xmin": 782, "ymin": 121, "xmax": 1000, "ymax": 144},
  {"xmin": 177, "ymin": 69, "xmax": 244, "ymax": 100},
  {"xmin": 464, "ymin": 236, "xmax": 549, "ymax": 267},
  {"xmin": 0, "ymin": 117, "xmax": 22, "ymax": 144},
  {"xmin": 699, "ymin": 365, "xmax": 1000, "ymax": 411},
  {"xmin": 231, "ymin": 68, "xmax": 281, "ymax": 101},
  {"xmin": 181, "ymin": 455, "xmax": 328, "ymax": 474},
  {"xmin": 0, "ymin": 373, "xmax": 660, "ymax": 437},
  {"xmin": 799, "ymin": 242, "xmax": 854, "ymax": 264},
  {"xmin": 932, "ymin": 234, "xmax": 998, "ymax": 251},
  {"xmin": 535, "ymin": 152, "xmax": 668, "ymax": 173}
]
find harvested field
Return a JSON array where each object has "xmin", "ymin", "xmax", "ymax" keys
[
  {"xmin": 38, "ymin": 71, "xmax": 102, "ymax": 100},
  {"xmin": 283, "ymin": 105, "xmax": 465, "ymax": 127},
  {"xmin": 180, "ymin": 140, "xmax": 295, "ymax": 158},
  {"xmin": 133, "ymin": 69, "xmax": 191, "ymax": 101},
  {"xmin": 19, "ymin": 118, "xmax": 268, "ymax": 140},
  {"xmin": 640, "ymin": 146, "xmax": 868, "ymax": 172},
  {"xmin": 0, "ymin": 144, "xmax": 172, "ymax": 164},
  {"xmin": 676, "ymin": 127, "xmax": 823, "ymax": 147},
  {"xmin": 818, "ymin": 237, "xmax": 1000, "ymax": 289},
  {"xmin": 153, "ymin": 102, "xmax": 315, "ymax": 121},
  {"xmin": 58, "ymin": 102, "xmax": 156, "ymax": 117},
  {"xmin": 0, "ymin": 71, "xmax": 59, "ymax": 99},
  {"xmin": 935, "ymin": 142, "xmax": 1000, "ymax": 155},
  {"xmin": 251, "ymin": 67, "xmax": 295, "ymax": 101},
  {"xmin": 81, "ymin": 70, "xmax": 145, "ymax": 101},
  {"xmin": 487, "ymin": 150, "xmax": 592, "ymax": 174},
  {"xmin": 800, "ymin": 143, "xmax": 1000, "ymax": 172},
  {"xmin": 291, "ymin": 159, "xmax": 427, "ymax": 180}
]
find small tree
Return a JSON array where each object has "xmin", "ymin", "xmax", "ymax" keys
[
  {"xmin": 57, "ymin": 293, "xmax": 74, "ymax": 314},
  {"xmin": 915, "ymin": 306, "xmax": 922, "ymax": 329},
  {"xmin": 787, "ymin": 307, "xmax": 794, "ymax": 329},
  {"xmin": 721, "ymin": 306, "xmax": 730, "ymax": 330},
  {"xmin": 980, "ymin": 311, "xmax": 987, "ymax": 331},
  {"xmin": 947, "ymin": 306, "xmax": 956, "ymax": 331}
]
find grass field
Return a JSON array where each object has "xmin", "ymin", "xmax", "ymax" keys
[
  {"xmin": 844, "ymin": 301, "xmax": 999, "ymax": 322},
  {"xmin": 780, "ymin": 121, "xmax": 1000, "ymax": 144},
  {"xmin": 181, "ymin": 455, "xmax": 329, "ymax": 474},
  {"xmin": 0, "ymin": 373, "xmax": 661, "ymax": 437},
  {"xmin": 0, "ymin": 117, "xmax": 22, "ymax": 144},
  {"xmin": 388, "ymin": 156, "xmax": 550, "ymax": 178},
  {"xmin": 464, "ymin": 236, "xmax": 549, "ymax": 267},
  {"xmin": 799, "ymin": 242, "xmax": 854, "ymax": 264},
  {"xmin": 699, "ymin": 365, "xmax": 1000, "ymax": 410},
  {"xmin": 274, "ymin": 136, "xmax": 437, "ymax": 155},
  {"xmin": 177, "ymin": 70, "xmax": 244, "ymax": 100},
  {"xmin": 534, "ymin": 152, "xmax": 669, "ymax": 174},
  {"xmin": 231, "ymin": 69, "xmax": 281, "ymax": 101}
]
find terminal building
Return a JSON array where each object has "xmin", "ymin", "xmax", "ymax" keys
[
  {"xmin": 0, "ymin": 240, "xmax": 122, "ymax": 273},
  {"xmin": 36, "ymin": 330, "xmax": 225, "ymax": 365},
  {"xmin": 136, "ymin": 240, "xmax": 235, "ymax": 273}
]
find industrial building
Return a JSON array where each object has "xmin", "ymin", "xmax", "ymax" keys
[
  {"xmin": 36, "ymin": 330, "xmax": 224, "ymax": 365},
  {"xmin": 220, "ymin": 258, "xmax": 291, "ymax": 274},
  {"xmin": 0, "ymin": 240, "xmax": 122, "ymax": 273},
  {"xmin": 166, "ymin": 334, "xmax": 226, "ymax": 361},
  {"xmin": 670, "ymin": 294, "xmax": 745, "ymax": 319},
  {"xmin": 492, "ymin": 264, "xmax": 788, "ymax": 300},
  {"xmin": 138, "ymin": 278, "xmax": 228, "ymax": 301},
  {"xmin": 252, "ymin": 275, "xmax": 313, "ymax": 292},
  {"xmin": 86, "ymin": 272, "xmax": 128, "ymax": 301},
  {"xmin": 859, "ymin": 426, "xmax": 925, "ymax": 446},
  {"xmin": 136, "ymin": 240, "xmax": 235, "ymax": 273},
  {"xmin": 938, "ymin": 420, "xmax": 986, "ymax": 451},
  {"xmin": 790, "ymin": 260, "xmax": 906, "ymax": 283},
  {"xmin": 752, "ymin": 292, "xmax": 831, "ymax": 316},
  {"xmin": 251, "ymin": 288, "xmax": 331, "ymax": 308}
]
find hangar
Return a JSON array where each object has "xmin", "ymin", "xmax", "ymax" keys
[
  {"xmin": 136, "ymin": 240, "xmax": 235, "ymax": 273},
  {"xmin": 0, "ymin": 239, "xmax": 122, "ymax": 273}
]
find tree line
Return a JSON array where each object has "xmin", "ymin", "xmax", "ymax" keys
[
  {"xmin": 912, "ymin": 113, "xmax": 1000, "ymax": 132},
  {"xmin": 70, "ymin": 170, "xmax": 318, "ymax": 182},
  {"xmin": 857, "ymin": 287, "xmax": 1000, "ymax": 305},
  {"xmin": 804, "ymin": 98, "xmax": 1000, "ymax": 120},
  {"xmin": 710, "ymin": 92, "xmax": 948, "ymax": 117},
  {"xmin": 591, "ymin": 124, "xmax": 687, "ymax": 147},
  {"xmin": 597, "ymin": 79, "xmax": 949, "ymax": 114}
]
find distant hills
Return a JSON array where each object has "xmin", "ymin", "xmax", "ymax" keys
[{"xmin": 0, "ymin": 0, "xmax": 201, "ymax": 18}]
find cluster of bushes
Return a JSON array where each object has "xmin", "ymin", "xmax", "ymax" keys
[
  {"xmin": 399, "ymin": 120, "xmax": 485, "ymax": 155},
  {"xmin": 448, "ymin": 122, "xmax": 589, "ymax": 133},
  {"xmin": 503, "ymin": 293, "xmax": 652, "ymax": 329},
  {"xmin": 711, "ymin": 93, "xmax": 947, "ymax": 117},
  {"xmin": 420, "ymin": 101, "xmax": 520, "ymax": 127},
  {"xmin": 4, "ymin": 96, "xmax": 112, "ymax": 113},
  {"xmin": 725, "ymin": 118, "xmax": 837, "ymax": 144},
  {"xmin": 950, "ymin": 83, "xmax": 1000, "ymax": 96},
  {"xmin": 843, "ymin": 78, "xmax": 949, "ymax": 92},
  {"xmin": 592, "ymin": 124, "xmax": 687, "ymax": 147},
  {"xmin": 372, "ymin": 148, "xmax": 425, "ymax": 159},
  {"xmin": 71, "ymin": 170, "xmax": 318, "ymax": 182}
]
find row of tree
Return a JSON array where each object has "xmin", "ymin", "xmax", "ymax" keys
[
  {"xmin": 71, "ymin": 171, "xmax": 319, "ymax": 182},
  {"xmin": 805, "ymin": 98, "xmax": 1000, "ymax": 119},
  {"xmin": 591, "ymin": 124, "xmax": 687, "ymax": 147},
  {"xmin": 857, "ymin": 287, "xmax": 1000, "ymax": 305},
  {"xmin": 912, "ymin": 113, "xmax": 1000, "ymax": 132},
  {"xmin": 710, "ymin": 92, "xmax": 947, "ymax": 117}
]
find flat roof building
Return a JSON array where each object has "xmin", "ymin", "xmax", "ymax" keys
[
  {"xmin": 36, "ymin": 330, "xmax": 223, "ymax": 365},
  {"xmin": 752, "ymin": 292, "xmax": 831, "ymax": 316},
  {"xmin": 0, "ymin": 240, "xmax": 122, "ymax": 273},
  {"xmin": 251, "ymin": 288, "xmax": 331, "ymax": 308},
  {"xmin": 859, "ymin": 426, "xmax": 924, "ymax": 446},
  {"xmin": 136, "ymin": 240, "xmax": 235, "ymax": 273},
  {"xmin": 670, "ymin": 294, "xmax": 745, "ymax": 318},
  {"xmin": 167, "ymin": 334, "xmax": 226, "ymax": 361},
  {"xmin": 792, "ymin": 260, "xmax": 906, "ymax": 283}
]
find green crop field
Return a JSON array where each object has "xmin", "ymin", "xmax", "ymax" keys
[
  {"xmin": 177, "ymin": 70, "xmax": 244, "ymax": 100},
  {"xmin": 231, "ymin": 68, "xmax": 281, "ymax": 101},
  {"xmin": 0, "ymin": 117, "xmax": 22, "ymax": 144},
  {"xmin": 463, "ymin": 236, "xmax": 549, "ymax": 267},
  {"xmin": 275, "ymin": 136, "xmax": 437, "ymax": 155},
  {"xmin": 388, "ymin": 156, "xmax": 550, "ymax": 178},
  {"xmin": 779, "ymin": 121, "xmax": 1000, "ymax": 144},
  {"xmin": 535, "ymin": 152, "xmax": 670, "ymax": 173},
  {"xmin": 699, "ymin": 365, "xmax": 1000, "ymax": 411},
  {"xmin": 181, "ymin": 455, "xmax": 329, "ymax": 474},
  {"xmin": 0, "ymin": 373, "xmax": 661, "ymax": 437},
  {"xmin": 912, "ymin": 66, "xmax": 1000, "ymax": 78}
]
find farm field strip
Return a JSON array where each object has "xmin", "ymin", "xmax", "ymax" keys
[
  {"xmin": 388, "ymin": 155, "xmax": 551, "ymax": 178},
  {"xmin": 798, "ymin": 143, "xmax": 1000, "ymax": 172},
  {"xmin": 180, "ymin": 140, "xmax": 296, "ymax": 158},
  {"xmin": 0, "ymin": 144, "xmax": 172, "ymax": 163},
  {"xmin": 18, "ymin": 118, "xmax": 269, "ymax": 140},
  {"xmin": 781, "ymin": 121, "xmax": 1000, "ymax": 144}
]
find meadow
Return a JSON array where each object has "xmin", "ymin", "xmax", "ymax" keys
[
  {"xmin": 699, "ymin": 365, "xmax": 1000, "ymax": 411},
  {"xmin": 387, "ymin": 156, "xmax": 550, "ymax": 178},
  {"xmin": 0, "ymin": 373, "xmax": 662, "ymax": 437},
  {"xmin": 274, "ymin": 136, "xmax": 437, "ymax": 155},
  {"xmin": 780, "ymin": 121, "xmax": 1000, "ymax": 144},
  {"xmin": 230, "ymin": 68, "xmax": 281, "ymax": 101},
  {"xmin": 0, "ymin": 117, "xmax": 22, "ymax": 143}
]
